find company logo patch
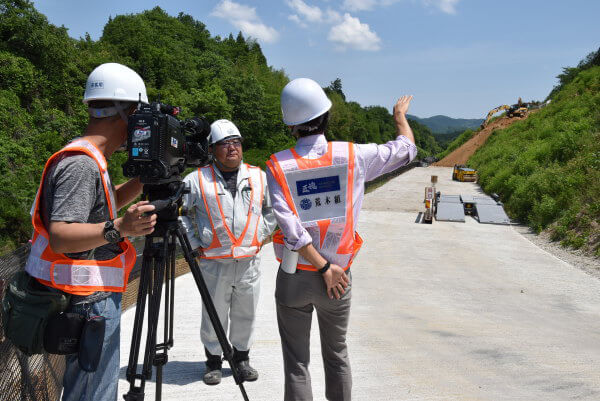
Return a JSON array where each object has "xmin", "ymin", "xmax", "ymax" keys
[
  {"xmin": 296, "ymin": 176, "xmax": 341, "ymax": 196},
  {"xmin": 171, "ymin": 137, "xmax": 178, "ymax": 148},
  {"xmin": 132, "ymin": 126, "xmax": 151, "ymax": 142},
  {"xmin": 300, "ymin": 198, "xmax": 312, "ymax": 210}
]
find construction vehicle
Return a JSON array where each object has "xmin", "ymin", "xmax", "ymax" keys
[
  {"xmin": 452, "ymin": 164, "xmax": 477, "ymax": 182},
  {"xmin": 480, "ymin": 98, "xmax": 529, "ymax": 128}
]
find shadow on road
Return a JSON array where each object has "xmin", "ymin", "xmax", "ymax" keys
[{"xmin": 119, "ymin": 361, "xmax": 236, "ymax": 386}]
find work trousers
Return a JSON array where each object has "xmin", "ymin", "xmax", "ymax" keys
[
  {"xmin": 275, "ymin": 268, "xmax": 352, "ymax": 401},
  {"xmin": 199, "ymin": 256, "xmax": 261, "ymax": 356},
  {"xmin": 62, "ymin": 292, "xmax": 122, "ymax": 401}
]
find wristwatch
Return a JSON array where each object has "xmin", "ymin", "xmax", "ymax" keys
[{"xmin": 103, "ymin": 220, "xmax": 122, "ymax": 243}]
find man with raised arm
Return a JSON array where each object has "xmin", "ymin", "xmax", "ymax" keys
[{"xmin": 266, "ymin": 78, "xmax": 416, "ymax": 401}]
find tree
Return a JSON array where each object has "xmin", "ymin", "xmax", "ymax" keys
[{"xmin": 327, "ymin": 78, "xmax": 346, "ymax": 101}]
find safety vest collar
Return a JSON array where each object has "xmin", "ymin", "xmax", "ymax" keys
[{"xmin": 65, "ymin": 138, "xmax": 108, "ymax": 171}]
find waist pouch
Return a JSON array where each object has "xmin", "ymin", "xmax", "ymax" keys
[
  {"xmin": 78, "ymin": 315, "xmax": 105, "ymax": 372},
  {"xmin": 43, "ymin": 307, "xmax": 107, "ymax": 372},
  {"xmin": 44, "ymin": 312, "xmax": 85, "ymax": 354},
  {"xmin": 1, "ymin": 271, "xmax": 70, "ymax": 356}
]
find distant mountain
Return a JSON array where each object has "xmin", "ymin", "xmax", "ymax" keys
[{"xmin": 407, "ymin": 114, "xmax": 483, "ymax": 134}]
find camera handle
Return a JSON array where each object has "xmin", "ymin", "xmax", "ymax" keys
[{"xmin": 124, "ymin": 184, "xmax": 249, "ymax": 401}]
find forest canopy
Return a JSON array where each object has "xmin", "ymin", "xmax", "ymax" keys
[{"xmin": 0, "ymin": 1, "xmax": 437, "ymax": 252}]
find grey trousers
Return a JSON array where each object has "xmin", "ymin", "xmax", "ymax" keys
[{"xmin": 275, "ymin": 268, "xmax": 352, "ymax": 401}]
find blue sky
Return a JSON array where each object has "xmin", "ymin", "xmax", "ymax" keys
[{"xmin": 33, "ymin": 0, "xmax": 600, "ymax": 119}]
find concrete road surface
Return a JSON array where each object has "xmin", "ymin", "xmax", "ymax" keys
[{"xmin": 118, "ymin": 166, "xmax": 600, "ymax": 401}]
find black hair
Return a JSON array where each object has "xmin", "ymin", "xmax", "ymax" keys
[{"xmin": 293, "ymin": 111, "xmax": 330, "ymax": 137}]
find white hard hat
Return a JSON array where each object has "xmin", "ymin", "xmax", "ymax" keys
[
  {"xmin": 281, "ymin": 78, "xmax": 332, "ymax": 126},
  {"xmin": 83, "ymin": 63, "xmax": 148, "ymax": 104},
  {"xmin": 209, "ymin": 119, "xmax": 242, "ymax": 145}
]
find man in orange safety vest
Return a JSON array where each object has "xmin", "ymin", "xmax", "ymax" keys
[
  {"xmin": 266, "ymin": 78, "xmax": 417, "ymax": 401},
  {"xmin": 180, "ymin": 119, "xmax": 277, "ymax": 385},
  {"xmin": 25, "ymin": 63, "xmax": 157, "ymax": 401}
]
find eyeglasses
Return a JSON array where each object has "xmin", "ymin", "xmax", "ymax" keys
[{"xmin": 216, "ymin": 138, "xmax": 242, "ymax": 148}]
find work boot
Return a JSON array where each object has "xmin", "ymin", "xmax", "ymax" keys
[
  {"xmin": 233, "ymin": 347, "xmax": 258, "ymax": 382},
  {"xmin": 203, "ymin": 349, "xmax": 222, "ymax": 385},
  {"xmin": 237, "ymin": 360, "xmax": 258, "ymax": 382}
]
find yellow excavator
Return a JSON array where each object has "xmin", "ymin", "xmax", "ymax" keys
[{"xmin": 480, "ymin": 98, "xmax": 529, "ymax": 128}]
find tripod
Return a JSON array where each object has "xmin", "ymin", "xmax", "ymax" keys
[{"xmin": 123, "ymin": 181, "xmax": 249, "ymax": 401}]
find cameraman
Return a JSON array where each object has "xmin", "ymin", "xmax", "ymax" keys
[
  {"xmin": 24, "ymin": 63, "xmax": 156, "ymax": 401},
  {"xmin": 180, "ymin": 119, "xmax": 277, "ymax": 385}
]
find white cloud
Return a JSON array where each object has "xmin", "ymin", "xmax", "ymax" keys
[
  {"xmin": 286, "ymin": 0, "xmax": 323, "ymax": 22},
  {"xmin": 328, "ymin": 13, "xmax": 381, "ymax": 51},
  {"xmin": 343, "ymin": 0, "xmax": 378, "ymax": 12},
  {"xmin": 423, "ymin": 0, "xmax": 459, "ymax": 14},
  {"xmin": 288, "ymin": 14, "xmax": 307, "ymax": 28},
  {"xmin": 211, "ymin": 0, "xmax": 279, "ymax": 43},
  {"xmin": 286, "ymin": 0, "xmax": 342, "ymax": 27},
  {"xmin": 325, "ymin": 9, "xmax": 343, "ymax": 23}
]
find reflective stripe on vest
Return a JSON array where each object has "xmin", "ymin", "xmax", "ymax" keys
[
  {"xmin": 266, "ymin": 141, "xmax": 362, "ymax": 271},
  {"xmin": 24, "ymin": 139, "xmax": 136, "ymax": 295},
  {"xmin": 197, "ymin": 164, "xmax": 264, "ymax": 259}
]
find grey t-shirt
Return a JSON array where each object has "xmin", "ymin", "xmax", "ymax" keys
[
  {"xmin": 40, "ymin": 152, "xmax": 121, "ymax": 304},
  {"xmin": 220, "ymin": 169, "xmax": 239, "ymax": 198}
]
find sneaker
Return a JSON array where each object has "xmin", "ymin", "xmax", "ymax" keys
[
  {"xmin": 203, "ymin": 366, "xmax": 222, "ymax": 385},
  {"xmin": 237, "ymin": 360, "xmax": 258, "ymax": 382}
]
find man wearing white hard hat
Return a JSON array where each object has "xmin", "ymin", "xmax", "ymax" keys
[
  {"xmin": 24, "ymin": 63, "xmax": 156, "ymax": 401},
  {"xmin": 180, "ymin": 119, "xmax": 276, "ymax": 385},
  {"xmin": 266, "ymin": 78, "xmax": 417, "ymax": 401}
]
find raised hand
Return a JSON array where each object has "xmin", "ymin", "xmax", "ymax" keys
[{"xmin": 393, "ymin": 95, "xmax": 413, "ymax": 121}]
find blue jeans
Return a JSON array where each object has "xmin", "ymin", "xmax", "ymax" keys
[{"xmin": 62, "ymin": 292, "xmax": 122, "ymax": 401}]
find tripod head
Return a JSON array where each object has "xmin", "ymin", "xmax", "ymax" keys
[{"xmin": 143, "ymin": 180, "xmax": 188, "ymax": 236}]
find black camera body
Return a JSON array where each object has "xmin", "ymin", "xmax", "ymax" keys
[{"xmin": 123, "ymin": 102, "xmax": 212, "ymax": 184}]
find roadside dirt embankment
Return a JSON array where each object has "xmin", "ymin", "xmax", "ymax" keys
[{"xmin": 434, "ymin": 113, "xmax": 531, "ymax": 167}]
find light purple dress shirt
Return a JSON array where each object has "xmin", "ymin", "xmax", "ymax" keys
[{"xmin": 266, "ymin": 133, "xmax": 417, "ymax": 251}]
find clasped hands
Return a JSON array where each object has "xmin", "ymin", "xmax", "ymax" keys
[{"xmin": 322, "ymin": 263, "xmax": 350, "ymax": 300}]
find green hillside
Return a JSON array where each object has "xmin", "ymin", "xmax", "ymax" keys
[
  {"xmin": 470, "ymin": 63, "xmax": 600, "ymax": 257},
  {"xmin": 0, "ymin": 1, "xmax": 438, "ymax": 252}
]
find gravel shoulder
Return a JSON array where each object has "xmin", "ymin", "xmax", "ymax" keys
[{"xmin": 511, "ymin": 224, "xmax": 600, "ymax": 280}]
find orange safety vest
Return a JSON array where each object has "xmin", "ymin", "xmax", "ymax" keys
[
  {"xmin": 197, "ymin": 164, "xmax": 265, "ymax": 259},
  {"xmin": 24, "ymin": 139, "xmax": 136, "ymax": 296},
  {"xmin": 266, "ymin": 141, "xmax": 363, "ymax": 272}
]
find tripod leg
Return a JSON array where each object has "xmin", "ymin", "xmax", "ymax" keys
[
  {"xmin": 125, "ymin": 237, "xmax": 155, "ymax": 400},
  {"xmin": 167, "ymin": 232, "xmax": 176, "ymax": 348},
  {"xmin": 153, "ymin": 233, "xmax": 177, "ymax": 401},
  {"xmin": 145, "ymin": 239, "xmax": 168, "ymax": 401},
  {"xmin": 124, "ymin": 236, "xmax": 170, "ymax": 401},
  {"xmin": 175, "ymin": 225, "xmax": 250, "ymax": 401}
]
